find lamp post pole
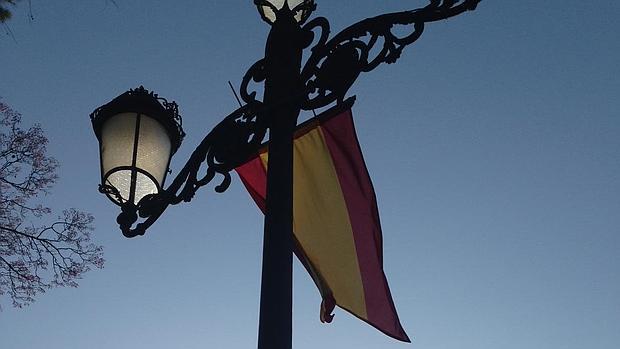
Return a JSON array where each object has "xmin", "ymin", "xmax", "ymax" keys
[
  {"xmin": 90, "ymin": 2, "xmax": 483, "ymax": 349},
  {"xmin": 258, "ymin": 7, "xmax": 303, "ymax": 349}
]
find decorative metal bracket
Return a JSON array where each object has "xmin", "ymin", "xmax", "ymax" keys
[
  {"xmin": 118, "ymin": 100, "xmax": 266, "ymax": 237},
  {"xmin": 299, "ymin": 0, "xmax": 481, "ymax": 110},
  {"xmin": 118, "ymin": 0, "xmax": 482, "ymax": 237}
]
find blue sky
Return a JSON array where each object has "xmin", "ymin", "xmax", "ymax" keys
[{"xmin": 1, "ymin": 1, "xmax": 619, "ymax": 348}]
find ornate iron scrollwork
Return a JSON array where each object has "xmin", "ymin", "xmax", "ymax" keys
[
  {"xmin": 120, "ymin": 0, "xmax": 482, "ymax": 237},
  {"xmin": 119, "ymin": 100, "xmax": 267, "ymax": 237},
  {"xmin": 240, "ymin": 59, "xmax": 266, "ymax": 105},
  {"xmin": 299, "ymin": 0, "xmax": 481, "ymax": 110}
]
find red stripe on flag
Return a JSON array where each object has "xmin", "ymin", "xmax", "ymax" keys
[
  {"xmin": 235, "ymin": 106, "xmax": 409, "ymax": 342},
  {"xmin": 236, "ymin": 156, "xmax": 267, "ymax": 212},
  {"xmin": 321, "ymin": 110, "xmax": 410, "ymax": 342}
]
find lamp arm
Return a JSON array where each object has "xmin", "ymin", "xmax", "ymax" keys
[
  {"xmin": 240, "ymin": 59, "xmax": 266, "ymax": 105},
  {"xmin": 300, "ymin": 0, "xmax": 482, "ymax": 110},
  {"xmin": 118, "ymin": 101, "xmax": 267, "ymax": 237},
  {"xmin": 116, "ymin": 0, "xmax": 483, "ymax": 237}
]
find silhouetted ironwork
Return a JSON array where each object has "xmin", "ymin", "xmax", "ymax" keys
[
  {"xmin": 93, "ymin": 98, "xmax": 265, "ymax": 237},
  {"xmin": 91, "ymin": 2, "xmax": 482, "ymax": 349},
  {"xmin": 107, "ymin": 0, "xmax": 481, "ymax": 238}
]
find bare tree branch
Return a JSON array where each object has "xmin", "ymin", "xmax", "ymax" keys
[{"xmin": 0, "ymin": 98, "xmax": 104, "ymax": 308}]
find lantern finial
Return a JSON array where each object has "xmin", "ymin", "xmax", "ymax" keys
[{"xmin": 254, "ymin": 0, "xmax": 316, "ymax": 25}]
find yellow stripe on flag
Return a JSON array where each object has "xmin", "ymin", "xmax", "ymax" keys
[
  {"xmin": 258, "ymin": 128, "xmax": 367, "ymax": 318},
  {"xmin": 293, "ymin": 128, "xmax": 367, "ymax": 318},
  {"xmin": 237, "ymin": 106, "xmax": 409, "ymax": 341}
]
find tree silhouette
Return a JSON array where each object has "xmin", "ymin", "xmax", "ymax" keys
[
  {"xmin": 0, "ymin": 1, "xmax": 22, "ymax": 23},
  {"xmin": 0, "ymin": 99, "xmax": 104, "ymax": 308}
]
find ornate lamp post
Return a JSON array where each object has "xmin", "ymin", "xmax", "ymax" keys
[{"xmin": 90, "ymin": 1, "xmax": 482, "ymax": 348}]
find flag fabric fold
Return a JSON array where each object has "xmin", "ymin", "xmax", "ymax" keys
[{"xmin": 235, "ymin": 104, "xmax": 410, "ymax": 342}]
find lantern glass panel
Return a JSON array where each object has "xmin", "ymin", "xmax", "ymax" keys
[
  {"xmin": 135, "ymin": 115, "xmax": 172, "ymax": 186},
  {"xmin": 133, "ymin": 171, "xmax": 158, "ymax": 204},
  {"xmin": 105, "ymin": 170, "xmax": 132, "ymax": 203},
  {"xmin": 101, "ymin": 112, "xmax": 136, "ymax": 182},
  {"xmin": 100, "ymin": 112, "xmax": 172, "ymax": 205}
]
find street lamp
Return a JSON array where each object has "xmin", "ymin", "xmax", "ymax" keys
[
  {"xmin": 90, "ymin": 1, "xmax": 482, "ymax": 348},
  {"xmin": 90, "ymin": 86, "xmax": 185, "ymax": 237}
]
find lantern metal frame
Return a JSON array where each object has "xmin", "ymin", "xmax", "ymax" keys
[
  {"xmin": 90, "ymin": 86, "xmax": 185, "ymax": 232},
  {"xmin": 91, "ymin": 1, "xmax": 483, "ymax": 348}
]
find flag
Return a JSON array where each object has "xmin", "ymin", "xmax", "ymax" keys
[{"xmin": 235, "ymin": 102, "xmax": 410, "ymax": 342}]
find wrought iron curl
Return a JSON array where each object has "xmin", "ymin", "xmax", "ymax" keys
[
  {"xmin": 240, "ymin": 59, "xmax": 266, "ymax": 105},
  {"xmin": 300, "ymin": 0, "xmax": 482, "ymax": 110},
  {"xmin": 98, "ymin": 184, "xmax": 124, "ymax": 204},
  {"xmin": 118, "ymin": 101, "xmax": 267, "ymax": 237},
  {"xmin": 116, "ymin": 0, "xmax": 483, "ymax": 237}
]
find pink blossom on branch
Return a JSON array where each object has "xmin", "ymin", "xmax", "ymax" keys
[{"xmin": 0, "ymin": 98, "xmax": 104, "ymax": 308}]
